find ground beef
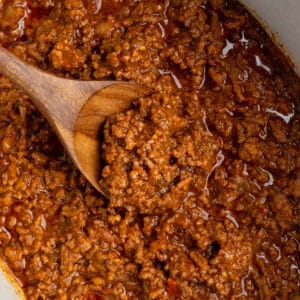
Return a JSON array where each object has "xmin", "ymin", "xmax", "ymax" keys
[{"xmin": 0, "ymin": 0, "xmax": 299, "ymax": 299}]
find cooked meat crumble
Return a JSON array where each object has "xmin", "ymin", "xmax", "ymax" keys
[{"xmin": 0, "ymin": 0, "xmax": 299, "ymax": 299}]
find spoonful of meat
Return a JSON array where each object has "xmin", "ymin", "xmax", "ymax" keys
[{"xmin": 0, "ymin": 46, "xmax": 149, "ymax": 194}]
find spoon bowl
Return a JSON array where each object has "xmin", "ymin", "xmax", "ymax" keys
[{"xmin": 0, "ymin": 46, "xmax": 149, "ymax": 194}]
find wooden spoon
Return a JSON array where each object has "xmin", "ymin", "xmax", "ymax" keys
[{"xmin": 0, "ymin": 46, "xmax": 149, "ymax": 194}]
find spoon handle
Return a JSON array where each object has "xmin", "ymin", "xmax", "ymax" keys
[
  {"xmin": 0, "ymin": 46, "xmax": 52, "ymax": 100},
  {"xmin": 0, "ymin": 46, "xmax": 83, "ymax": 130},
  {"xmin": 0, "ymin": 46, "xmax": 114, "ymax": 130}
]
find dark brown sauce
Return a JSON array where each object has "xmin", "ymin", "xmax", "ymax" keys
[{"xmin": 28, "ymin": 6, "xmax": 53, "ymax": 21}]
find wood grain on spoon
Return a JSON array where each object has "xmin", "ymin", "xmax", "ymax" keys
[{"xmin": 0, "ymin": 46, "xmax": 149, "ymax": 194}]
